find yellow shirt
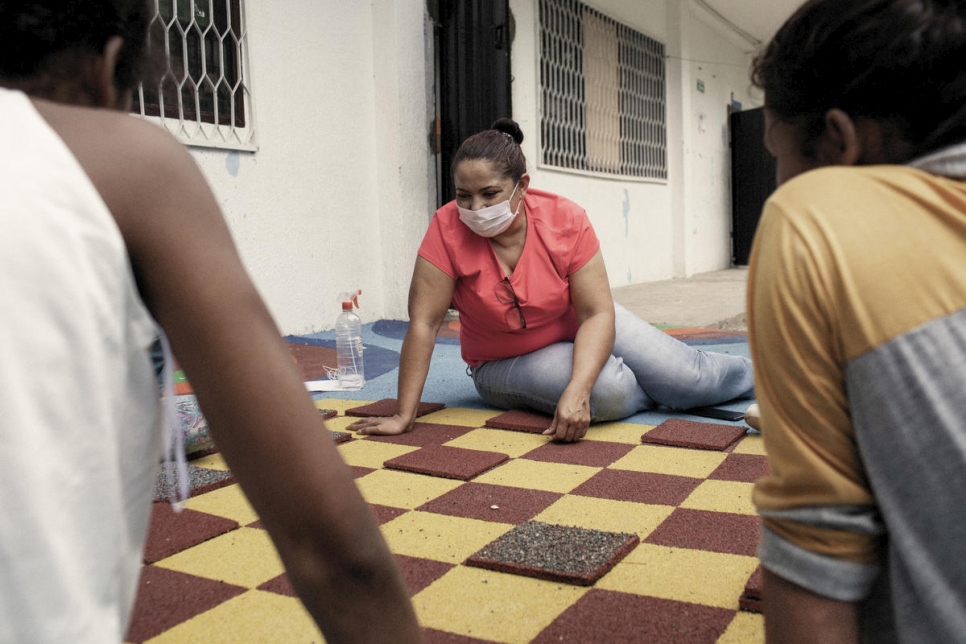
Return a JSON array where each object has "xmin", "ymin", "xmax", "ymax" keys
[{"xmin": 748, "ymin": 162, "xmax": 966, "ymax": 638}]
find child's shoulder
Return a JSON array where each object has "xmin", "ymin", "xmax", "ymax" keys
[{"xmin": 35, "ymin": 99, "xmax": 189, "ymax": 178}]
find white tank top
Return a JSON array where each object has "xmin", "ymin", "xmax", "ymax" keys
[{"xmin": 0, "ymin": 88, "xmax": 162, "ymax": 641}]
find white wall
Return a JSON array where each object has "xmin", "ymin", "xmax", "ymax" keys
[
  {"xmin": 189, "ymin": 1, "xmax": 435, "ymax": 334},
  {"xmin": 511, "ymin": 0, "xmax": 762, "ymax": 287},
  {"xmin": 184, "ymin": 0, "xmax": 762, "ymax": 333},
  {"xmin": 682, "ymin": 2, "xmax": 764, "ymax": 274}
]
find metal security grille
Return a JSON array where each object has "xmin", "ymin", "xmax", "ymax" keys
[
  {"xmin": 132, "ymin": 0, "xmax": 255, "ymax": 150},
  {"xmin": 539, "ymin": 0, "xmax": 666, "ymax": 179}
]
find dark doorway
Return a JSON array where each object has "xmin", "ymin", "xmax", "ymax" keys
[
  {"xmin": 730, "ymin": 107, "xmax": 776, "ymax": 265},
  {"xmin": 433, "ymin": 0, "xmax": 513, "ymax": 207}
]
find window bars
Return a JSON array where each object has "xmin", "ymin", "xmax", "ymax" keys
[
  {"xmin": 539, "ymin": 0, "xmax": 667, "ymax": 180},
  {"xmin": 132, "ymin": 0, "xmax": 255, "ymax": 150}
]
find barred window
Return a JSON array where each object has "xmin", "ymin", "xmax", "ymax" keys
[
  {"xmin": 539, "ymin": 0, "xmax": 666, "ymax": 180},
  {"xmin": 132, "ymin": 0, "xmax": 255, "ymax": 150}
]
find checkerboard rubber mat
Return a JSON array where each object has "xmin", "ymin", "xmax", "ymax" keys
[{"xmin": 128, "ymin": 399, "xmax": 765, "ymax": 643}]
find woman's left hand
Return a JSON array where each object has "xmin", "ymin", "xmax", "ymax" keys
[
  {"xmin": 544, "ymin": 386, "xmax": 591, "ymax": 442},
  {"xmin": 542, "ymin": 250, "xmax": 613, "ymax": 443}
]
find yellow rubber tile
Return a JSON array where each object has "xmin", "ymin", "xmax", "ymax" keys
[
  {"xmin": 418, "ymin": 407, "xmax": 502, "ymax": 427},
  {"xmin": 533, "ymin": 495, "xmax": 674, "ymax": 538},
  {"xmin": 609, "ymin": 444, "xmax": 727, "ymax": 478},
  {"xmin": 597, "ymin": 543, "xmax": 758, "ymax": 609},
  {"xmin": 681, "ymin": 480, "xmax": 757, "ymax": 515},
  {"xmin": 354, "ymin": 468, "xmax": 463, "ymax": 509},
  {"xmin": 154, "ymin": 527, "xmax": 284, "ymax": 588},
  {"xmin": 444, "ymin": 428, "xmax": 549, "ymax": 457},
  {"xmin": 188, "ymin": 453, "xmax": 229, "ymax": 471},
  {"xmin": 718, "ymin": 611, "xmax": 765, "ymax": 643},
  {"xmin": 336, "ymin": 438, "xmax": 419, "ymax": 468},
  {"xmin": 381, "ymin": 510, "xmax": 513, "ymax": 564},
  {"xmin": 413, "ymin": 565, "xmax": 587, "ymax": 643},
  {"xmin": 185, "ymin": 484, "xmax": 258, "ymax": 525},
  {"xmin": 584, "ymin": 421, "xmax": 653, "ymax": 444},
  {"xmin": 314, "ymin": 398, "xmax": 369, "ymax": 414},
  {"xmin": 732, "ymin": 433, "xmax": 766, "ymax": 455},
  {"xmin": 146, "ymin": 590, "xmax": 321, "ymax": 643},
  {"xmin": 474, "ymin": 459, "xmax": 600, "ymax": 493},
  {"xmin": 322, "ymin": 414, "xmax": 357, "ymax": 432}
]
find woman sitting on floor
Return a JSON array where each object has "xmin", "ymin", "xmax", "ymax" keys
[{"xmin": 350, "ymin": 119, "xmax": 754, "ymax": 443}]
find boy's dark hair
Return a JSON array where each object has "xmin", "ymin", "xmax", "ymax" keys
[
  {"xmin": 0, "ymin": 0, "xmax": 152, "ymax": 92},
  {"xmin": 452, "ymin": 118, "xmax": 528, "ymax": 182},
  {"xmin": 752, "ymin": 0, "xmax": 966, "ymax": 159}
]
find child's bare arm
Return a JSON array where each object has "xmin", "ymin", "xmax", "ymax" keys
[{"xmin": 56, "ymin": 109, "xmax": 422, "ymax": 643}]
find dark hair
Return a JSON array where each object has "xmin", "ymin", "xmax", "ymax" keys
[
  {"xmin": 451, "ymin": 118, "xmax": 528, "ymax": 181},
  {"xmin": 752, "ymin": 0, "xmax": 966, "ymax": 159},
  {"xmin": 0, "ymin": 1, "xmax": 152, "ymax": 93}
]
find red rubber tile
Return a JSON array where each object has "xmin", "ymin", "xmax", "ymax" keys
[
  {"xmin": 532, "ymin": 589, "xmax": 736, "ymax": 643},
  {"xmin": 709, "ymin": 453, "xmax": 769, "ymax": 482},
  {"xmin": 465, "ymin": 521, "xmax": 639, "ymax": 586},
  {"xmin": 364, "ymin": 422, "xmax": 476, "ymax": 447},
  {"xmin": 330, "ymin": 430, "xmax": 353, "ymax": 444},
  {"xmin": 484, "ymin": 409, "xmax": 553, "ymax": 433},
  {"xmin": 125, "ymin": 566, "xmax": 247, "ymax": 643},
  {"xmin": 664, "ymin": 328, "xmax": 746, "ymax": 342},
  {"xmin": 369, "ymin": 504, "xmax": 410, "ymax": 525},
  {"xmin": 416, "ymin": 482, "xmax": 563, "ymax": 524},
  {"xmin": 740, "ymin": 595, "xmax": 762, "ymax": 613},
  {"xmin": 350, "ymin": 465, "xmax": 376, "ymax": 478},
  {"xmin": 570, "ymin": 469, "xmax": 702, "ymax": 506},
  {"xmin": 740, "ymin": 565, "xmax": 763, "ymax": 611},
  {"xmin": 642, "ymin": 418, "xmax": 747, "ymax": 451},
  {"xmin": 384, "ymin": 445, "xmax": 508, "ymax": 481},
  {"xmin": 258, "ymin": 535, "xmax": 457, "ymax": 601},
  {"xmin": 393, "ymin": 554, "xmax": 456, "ymax": 596},
  {"xmin": 186, "ymin": 446, "xmax": 219, "ymax": 461},
  {"xmin": 257, "ymin": 573, "xmax": 296, "ymax": 597},
  {"xmin": 345, "ymin": 398, "xmax": 445, "ymax": 418},
  {"xmin": 318, "ymin": 408, "xmax": 338, "ymax": 420},
  {"xmin": 520, "ymin": 440, "xmax": 635, "ymax": 467},
  {"xmin": 153, "ymin": 464, "xmax": 235, "ymax": 502},
  {"xmin": 142, "ymin": 502, "xmax": 240, "ymax": 564},
  {"xmin": 644, "ymin": 508, "xmax": 761, "ymax": 556},
  {"xmin": 423, "ymin": 629, "xmax": 498, "ymax": 643}
]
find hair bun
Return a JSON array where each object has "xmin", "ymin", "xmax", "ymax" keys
[{"xmin": 490, "ymin": 118, "xmax": 524, "ymax": 145}]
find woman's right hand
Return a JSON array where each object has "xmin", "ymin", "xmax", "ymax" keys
[{"xmin": 348, "ymin": 414, "xmax": 414, "ymax": 436}]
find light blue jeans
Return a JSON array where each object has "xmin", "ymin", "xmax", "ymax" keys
[{"xmin": 469, "ymin": 303, "xmax": 754, "ymax": 421}]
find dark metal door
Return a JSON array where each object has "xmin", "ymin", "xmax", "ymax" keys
[
  {"xmin": 434, "ymin": 0, "xmax": 513, "ymax": 207},
  {"xmin": 730, "ymin": 107, "xmax": 776, "ymax": 265}
]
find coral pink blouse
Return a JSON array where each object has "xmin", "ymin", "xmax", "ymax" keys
[{"xmin": 418, "ymin": 188, "xmax": 600, "ymax": 366}]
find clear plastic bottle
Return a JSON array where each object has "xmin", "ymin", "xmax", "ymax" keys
[{"xmin": 335, "ymin": 291, "xmax": 364, "ymax": 390}]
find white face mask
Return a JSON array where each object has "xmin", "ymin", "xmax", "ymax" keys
[{"xmin": 457, "ymin": 182, "xmax": 521, "ymax": 237}]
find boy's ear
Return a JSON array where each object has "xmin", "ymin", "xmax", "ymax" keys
[
  {"xmin": 815, "ymin": 108, "xmax": 862, "ymax": 166},
  {"xmin": 95, "ymin": 36, "xmax": 127, "ymax": 109}
]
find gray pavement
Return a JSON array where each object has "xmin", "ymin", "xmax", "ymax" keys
[{"xmin": 612, "ymin": 267, "xmax": 748, "ymax": 330}]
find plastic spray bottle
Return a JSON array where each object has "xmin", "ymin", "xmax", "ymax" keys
[{"xmin": 335, "ymin": 290, "xmax": 364, "ymax": 390}]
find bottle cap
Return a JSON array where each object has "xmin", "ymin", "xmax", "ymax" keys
[{"xmin": 337, "ymin": 289, "xmax": 362, "ymax": 309}]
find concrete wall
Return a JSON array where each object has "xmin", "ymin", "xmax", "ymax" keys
[
  {"xmin": 188, "ymin": 1, "xmax": 436, "ymax": 334},
  {"xmin": 184, "ymin": 0, "xmax": 762, "ymax": 333}
]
